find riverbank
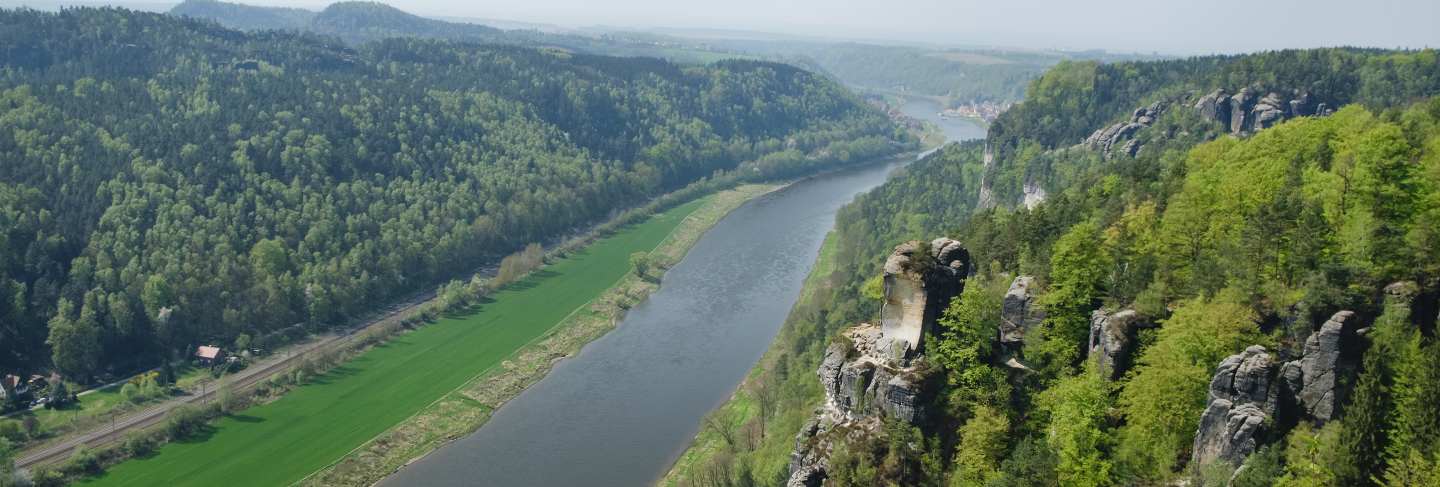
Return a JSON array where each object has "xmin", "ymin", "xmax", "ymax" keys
[
  {"xmin": 76, "ymin": 185, "xmax": 771, "ymax": 487},
  {"xmin": 300, "ymin": 184, "xmax": 780, "ymax": 486}
]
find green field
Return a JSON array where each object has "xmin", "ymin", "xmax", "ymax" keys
[{"xmin": 85, "ymin": 198, "xmax": 708, "ymax": 487}]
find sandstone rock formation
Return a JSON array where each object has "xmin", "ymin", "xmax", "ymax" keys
[
  {"xmin": 787, "ymin": 238, "xmax": 970, "ymax": 487},
  {"xmin": 1192, "ymin": 345, "xmax": 1280, "ymax": 468},
  {"xmin": 1087, "ymin": 309, "xmax": 1151, "ymax": 380},
  {"xmin": 1083, "ymin": 101, "xmax": 1165, "ymax": 159},
  {"xmin": 999, "ymin": 276, "xmax": 1042, "ymax": 345},
  {"xmin": 1279, "ymin": 310, "xmax": 1356, "ymax": 424},
  {"xmin": 1193, "ymin": 87, "xmax": 1333, "ymax": 135},
  {"xmin": 879, "ymin": 238, "xmax": 970, "ymax": 359}
]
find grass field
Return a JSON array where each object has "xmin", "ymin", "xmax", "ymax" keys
[{"xmin": 84, "ymin": 198, "xmax": 708, "ymax": 487}]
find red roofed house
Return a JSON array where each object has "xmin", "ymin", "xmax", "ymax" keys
[{"xmin": 195, "ymin": 345, "xmax": 224, "ymax": 366}]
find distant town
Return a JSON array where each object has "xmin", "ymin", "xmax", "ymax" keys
[{"xmin": 939, "ymin": 100, "xmax": 1012, "ymax": 122}]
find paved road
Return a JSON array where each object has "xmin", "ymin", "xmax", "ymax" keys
[{"xmin": 14, "ymin": 291, "xmax": 436, "ymax": 470}]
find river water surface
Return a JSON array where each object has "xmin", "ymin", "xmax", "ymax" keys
[
  {"xmin": 381, "ymin": 105, "xmax": 982, "ymax": 487},
  {"xmin": 899, "ymin": 96, "xmax": 988, "ymax": 146}
]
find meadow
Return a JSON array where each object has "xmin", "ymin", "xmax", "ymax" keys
[{"xmin": 84, "ymin": 198, "xmax": 707, "ymax": 487}]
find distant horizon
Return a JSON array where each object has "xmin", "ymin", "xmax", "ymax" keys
[{"xmin": 1, "ymin": 0, "xmax": 1436, "ymax": 56}]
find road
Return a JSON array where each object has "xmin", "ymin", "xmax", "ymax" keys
[{"xmin": 14, "ymin": 291, "xmax": 436, "ymax": 470}]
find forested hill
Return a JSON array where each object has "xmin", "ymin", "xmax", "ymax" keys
[
  {"xmin": 169, "ymin": 0, "xmax": 642, "ymax": 55},
  {"xmin": 670, "ymin": 47, "xmax": 1440, "ymax": 486},
  {"xmin": 168, "ymin": 0, "xmax": 315, "ymax": 31},
  {"xmin": 0, "ymin": 7, "xmax": 904, "ymax": 383}
]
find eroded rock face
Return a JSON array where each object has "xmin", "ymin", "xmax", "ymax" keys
[
  {"xmin": 1279, "ymin": 310, "xmax": 1355, "ymax": 424},
  {"xmin": 1192, "ymin": 345, "xmax": 1279, "ymax": 468},
  {"xmin": 1193, "ymin": 89, "xmax": 1231, "ymax": 126},
  {"xmin": 788, "ymin": 238, "xmax": 969, "ymax": 486},
  {"xmin": 999, "ymin": 276, "xmax": 1042, "ymax": 344},
  {"xmin": 1195, "ymin": 87, "xmax": 1330, "ymax": 135},
  {"xmin": 1087, "ymin": 309, "xmax": 1151, "ymax": 380},
  {"xmin": 879, "ymin": 238, "xmax": 970, "ymax": 358},
  {"xmin": 1083, "ymin": 101, "xmax": 1164, "ymax": 159}
]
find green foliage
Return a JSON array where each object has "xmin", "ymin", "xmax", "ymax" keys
[
  {"xmin": 1039, "ymin": 370, "xmax": 1114, "ymax": 487},
  {"xmin": 1032, "ymin": 221, "xmax": 1110, "ymax": 376},
  {"xmin": 0, "ymin": 7, "xmax": 901, "ymax": 379},
  {"xmin": 1230, "ymin": 444, "xmax": 1285, "ymax": 487},
  {"xmin": 934, "ymin": 279, "xmax": 1010, "ymax": 410},
  {"xmin": 1116, "ymin": 295, "xmax": 1261, "ymax": 480},
  {"xmin": 1277, "ymin": 423, "xmax": 1344, "ymax": 487},
  {"xmin": 860, "ymin": 275, "xmax": 885, "ymax": 301},
  {"xmin": 950, "ymin": 405, "xmax": 1010, "ymax": 487},
  {"xmin": 630, "ymin": 252, "xmax": 652, "ymax": 278}
]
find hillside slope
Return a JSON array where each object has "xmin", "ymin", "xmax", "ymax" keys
[
  {"xmin": 0, "ymin": 7, "xmax": 904, "ymax": 387},
  {"xmin": 667, "ymin": 47, "xmax": 1440, "ymax": 486}
]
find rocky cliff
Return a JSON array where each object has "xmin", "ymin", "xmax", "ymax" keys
[
  {"xmin": 787, "ymin": 238, "xmax": 970, "ymax": 487},
  {"xmin": 1190, "ymin": 302, "xmax": 1377, "ymax": 474}
]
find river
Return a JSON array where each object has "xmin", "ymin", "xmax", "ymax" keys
[
  {"xmin": 380, "ymin": 106, "xmax": 984, "ymax": 487},
  {"xmin": 898, "ymin": 96, "xmax": 988, "ymax": 148}
]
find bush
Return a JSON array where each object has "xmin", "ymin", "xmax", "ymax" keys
[
  {"xmin": 29, "ymin": 466, "xmax": 65, "ymax": 487},
  {"xmin": 165, "ymin": 405, "xmax": 207, "ymax": 440},
  {"xmin": 122, "ymin": 431, "xmax": 158, "ymax": 457},
  {"xmin": 63, "ymin": 446, "xmax": 101, "ymax": 476},
  {"xmin": 0, "ymin": 422, "xmax": 24, "ymax": 443}
]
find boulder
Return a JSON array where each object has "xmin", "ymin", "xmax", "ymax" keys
[
  {"xmin": 999, "ymin": 276, "xmax": 1042, "ymax": 344},
  {"xmin": 1279, "ymin": 311, "xmax": 1355, "ymax": 424},
  {"xmin": 1087, "ymin": 309, "xmax": 1151, "ymax": 380},
  {"xmin": 1192, "ymin": 345, "xmax": 1278, "ymax": 468}
]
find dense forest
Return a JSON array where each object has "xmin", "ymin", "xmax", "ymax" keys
[
  {"xmin": 0, "ymin": 8, "xmax": 906, "ymax": 385},
  {"xmin": 673, "ymin": 47, "xmax": 1440, "ymax": 486}
]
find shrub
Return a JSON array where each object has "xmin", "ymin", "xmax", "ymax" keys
[{"xmin": 165, "ymin": 405, "xmax": 207, "ymax": 440}]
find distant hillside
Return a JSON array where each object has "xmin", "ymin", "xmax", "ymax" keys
[
  {"xmin": 307, "ymin": 1, "xmax": 508, "ymax": 45},
  {"xmin": 167, "ymin": 0, "xmax": 718, "ymax": 59},
  {"xmin": 169, "ymin": 0, "xmax": 313, "ymax": 31}
]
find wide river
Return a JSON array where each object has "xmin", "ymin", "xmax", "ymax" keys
[{"xmin": 380, "ymin": 99, "xmax": 981, "ymax": 487}]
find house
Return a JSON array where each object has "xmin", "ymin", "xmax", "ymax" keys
[{"xmin": 195, "ymin": 345, "xmax": 225, "ymax": 365}]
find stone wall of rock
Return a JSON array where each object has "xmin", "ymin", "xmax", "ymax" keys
[
  {"xmin": 787, "ymin": 238, "xmax": 970, "ymax": 487},
  {"xmin": 1192, "ymin": 306, "xmax": 1370, "ymax": 472},
  {"xmin": 879, "ymin": 238, "xmax": 969, "ymax": 359},
  {"xmin": 1087, "ymin": 309, "xmax": 1152, "ymax": 380},
  {"xmin": 1193, "ymin": 87, "xmax": 1333, "ymax": 136},
  {"xmin": 1279, "ymin": 310, "xmax": 1357, "ymax": 425},
  {"xmin": 1192, "ymin": 345, "xmax": 1280, "ymax": 468},
  {"xmin": 1083, "ymin": 101, "xmax": 1164, "ymax": 159},
  {"xmin": 999, "ymin": 275, "xmax": 1042, "ymax": 345}
]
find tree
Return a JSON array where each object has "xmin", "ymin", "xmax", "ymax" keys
[
  {"xmin": 1117, "ymin": 295, "xmax": 1261, "ymax": 479},
  {"xmin": 630, "ymin": 252, "xmax": 652, "ymax": 279},
  {"xmin": 1033, "ymin": 221, "xmax": 1110, "ymax": 375},
  {"xmin": 47, "ymin": 299, "xmax": 101, "ymax": 382},
  {"xmin": 951, "ymin": 405, "xmax": 1010, "ymax": 487},
  {"xmin": 1039, "ymin": 370, "xmax": 1114, "ymax": 487}
]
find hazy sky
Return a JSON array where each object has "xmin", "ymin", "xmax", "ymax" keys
[{"xmin": 24, "ymin": 0, "xmax": 1440, "ymax": 54}]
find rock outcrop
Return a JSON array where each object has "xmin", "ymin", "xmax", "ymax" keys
[
  {"xmin": 878, "ymin": 238, "xmax": 970, "ymax": 359},
  {"xmin": 1192, "ymin": 345, "xmax": 1280, "ymax": 468},
  {"xmin": 1193, "ymin": 307, "xmax": 1367, "ymax": 471},
  {"xmin": 999, "ymin": 276, "xmax": 1042, "ymax": 345},
  {"xmin": 787, "ymin": 238, "xmax": 970, "ymax": 487},
  {"xmin": 1087, "ymin": 309, "xmax": 1151, "ymax": 380},
  {"xmin": 1279, "ymin": 311, "xmax": 1356, "ymax": 424},
  {"xmin": 1083, "ymin": 102, "xmax": 1164, "ymax": 159},
  {"xmin": 1193, "ymin": 87, "xmax": 1333, "ymax": 135}
]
